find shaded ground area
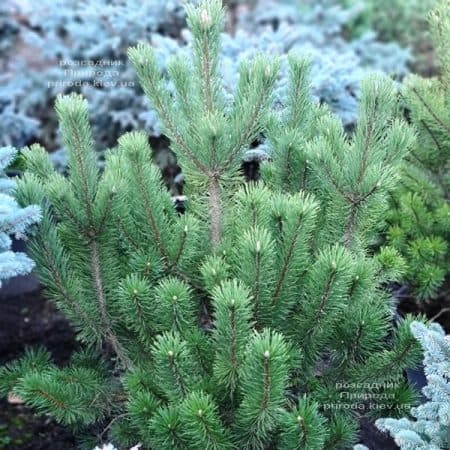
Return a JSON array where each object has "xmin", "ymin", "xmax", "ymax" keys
[
  {"xmin": 398, "ymin": 279, "xmax": 450, "ymax": 331},
  {"xmin": 0, "ymin": 282, "xmax": 77, "ymax": 450}
]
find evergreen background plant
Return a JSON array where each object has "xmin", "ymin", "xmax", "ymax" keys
[
  {"xmin": 0, "ymin": 0, "xmax": 186, "ymax": 153},
  {"xmin": 0, "ymin": 0, "xmax": 409, "ymax": 155},
  {"xmin": 383, "ymin": 0, "xmax": 450, "ymax": 301},
  {"xmin": 339, "ymin": 0, "xmax": 437, "ymax": 75},
  {"xmin": 0, "ymin": 1, "xmax": 424, "ymax": 448},
  {"xmin": 0, "ymin": 145, "xmax": 40, "ymax": 287},
  {"xmin": 376, "ymin": 321, "xmax": 450, "ymax": 450}
]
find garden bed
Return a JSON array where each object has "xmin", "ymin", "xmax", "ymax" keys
[{"xmin": 0, "ymin": 286, "xmax": 76, "ymax": 449}]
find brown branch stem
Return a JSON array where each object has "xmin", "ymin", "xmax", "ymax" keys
[
  {"xmin": 90, "ymin": 239, "xmax": 132, "ymax": 369},
  {"xmin": 209, "ymin": 174, "xmax": 222, "ymax": 247}
]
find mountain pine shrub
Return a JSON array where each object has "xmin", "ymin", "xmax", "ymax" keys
[
  {"xmin": 0, "ymin": 1, "xmax": 422, "ymax": 448},
  {"xmin": 384, "ymin": 0, "xmax": 450, "ymax": 301},
  {"xmin": 0, "ymin": 146, "xmax": 40, "ymax": 287},
  {"xmin": 377, "ymin": 321, "xmax": 450, "ymax": 449}
]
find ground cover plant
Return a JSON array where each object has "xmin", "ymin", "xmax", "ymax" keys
[
  {"xmin": 0, "ymin": 0, "xmax": 410, "ymax": 157},
  {"xmin": 0, "ymin": 0, "xmax": 186, "ymax": 153},
  {"xmin": 0, "ymin": 1, "xmax": 425, "ymax": 449}
]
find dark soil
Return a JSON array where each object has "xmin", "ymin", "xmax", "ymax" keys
[
  {"xmin": 397, "ymin": 280, "xmax": 450, "ymax": 333},
  {"xmin": 0, "ymin": 278, "xmax": 77, "ymax": 450}
]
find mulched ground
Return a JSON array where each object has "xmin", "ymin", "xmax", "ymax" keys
[
  {"xmin": 0, "ymin": 275, "xmax": 449, "ymax": 450},
  {"xmin": 0, "ymin": 282, "xmax": 77, "ymax": 450}
]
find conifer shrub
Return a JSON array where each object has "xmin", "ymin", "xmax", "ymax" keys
[
  {"xmin": 0, "ymin": 146, "xmax": 40, "ymax": 287},
  {"xmin": 0, "ymin": 0, "xmax": 186, "ymax": 151},
  {"xmin": 0, "ymin": 0, "xmax": 410, "ymax": 154},
  {"xmin": 340, "ymin": 0, "xmax": 436, "ymax": 74},
  {"xmin": 0, "ymin": 1, "xmax": 422, "ymax": 448},
  {"xmin": 377, "ymin": 321, "xmax": 450, "ymax": 449},
  {"xmin": 341, "ymin": 0, "xmax": 435, "ymax": 43},
  {"xmin": 0, "ymin": 3, "xmax": 19, "ymax": 60},
  {"xmin": 384, "ymin": 0, "xmax": 450, "ymax": 301}
]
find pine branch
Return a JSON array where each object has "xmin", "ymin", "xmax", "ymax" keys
[
  {"xmin": 410, "ymin": 86, "xmax": 450, "ymax": 134},
  {"xmin": 90, "ymin": 239, "xmax": 132, "ymax": 369},
  {"xmin": 208, "ymin": 174, "xmax": 222, "ymax": 246},
  {"xmin": 211, "ymin": 280, "xmax": 252, "ymax": 396},
  {"xmin": 55, "ymin": 94, "xmax": 131, "ymax": 368},
  {"xmin": 34, "ymin": 220, "xmax": 99, "ymax": 336},
  {"xmin": 128, "ymin": 44, "xmax": 208, "ymax": 174}
]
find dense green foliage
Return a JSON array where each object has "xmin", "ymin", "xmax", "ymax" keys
[
  {"xmin": 341, "ymin": 0, "xmax": 436, "ymax": 74},
  {"xmin": 384, "ymin": 1, "xmax": 450, "ymax": 301},
  {"xmin": 0, "ymin": 1, "xmax": 424, "ymax": 448},
  {"xmin": 341, "ymin": 0, "xmax": 435, "ymax": 43}
]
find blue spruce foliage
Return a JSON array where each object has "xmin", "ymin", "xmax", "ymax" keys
[
  {"xmin": 376, "ymin": 321, "xmax": 450, "ymax": 450},
  {"xmin": 0, "ymin": 0, "xmax": 410, "ymax": 154},
  {"xmin": 0, "ymin": 146, "xmax": 40, "ymax": 287}
]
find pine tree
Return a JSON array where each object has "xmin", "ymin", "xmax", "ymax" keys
[
  {"xmin": 1, "ymin": 1, "xmax": 422, "ymax": 448},
  {"xmin": 376, "ymin": 321, "xmax": 450, "ymax": 450},
  {"xmin": 0, "ymin": 146, "xmax": 40, "ymax": 287},
  {"xmin": 384, "ymin": 0, "xmax": 450, "ymax": 301}
]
